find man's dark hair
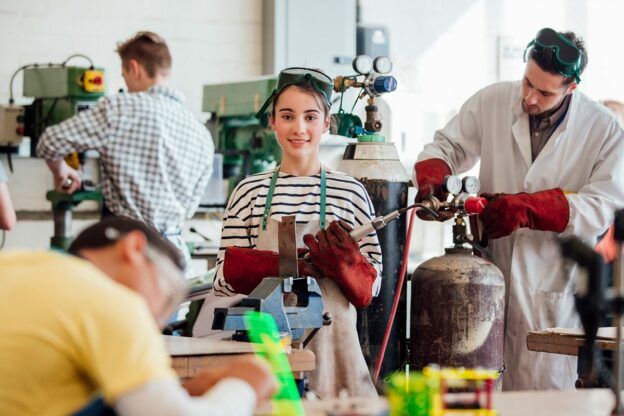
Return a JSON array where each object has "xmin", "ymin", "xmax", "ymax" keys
[
  {"xmin": 529, "ymin": 31, "xmax": 588, "ymax": 85},
  {"xmin": 68, "ymin": 216, "xmax": 184, "ymax": 271},
  {"xmin": 116, "ymin": 31, "xmax": 172, "ymax": 78}
]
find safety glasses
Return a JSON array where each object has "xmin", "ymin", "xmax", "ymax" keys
[
  {"xmin": 104, "ymin": 227, "xmax": 188, "ymax": 326},
  {"xmin": 143, "ymin": 244, "xmax": 188, "ymax": 327},
  {"xmin": 525, "ymin": 28, "xmax": 582, "ymax": 83},
  {"xmin": 255, "ymin": 67, "xmax": 334, "ymax": 120}
]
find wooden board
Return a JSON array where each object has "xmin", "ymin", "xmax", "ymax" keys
[
  {"xmin": 164, "ymin": 335, "xmax": 315, "ymax": 378},
  {"xmin": 526, "ymin": 328, "xmax": 618, "ymax": 356},
  {"xmin": 165, "ymin": 335, "xmax": 256, "ymax": 356}
]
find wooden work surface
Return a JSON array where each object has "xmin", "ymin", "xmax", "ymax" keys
[
  {"xmin": 164, "ymin": 335, "xmax": 315, "ymax": 378},
  {"xmin": 255, "ymin": 389, "xmax": 617, "ymax": 415},
  {"xmin": 527, "ymin": 327, "xmax": 618, "ymax": 356}
]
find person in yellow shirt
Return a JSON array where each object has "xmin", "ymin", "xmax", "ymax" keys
[{"xmin": 0, "ymin": 217, "xmax": 276, "ymax": 416}]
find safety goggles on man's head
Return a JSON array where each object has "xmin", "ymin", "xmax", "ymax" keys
[
  {"xmin": 524, "ymin": 28, "xmax": 582, "ymax": 83},
  {"xmin": 255, "ymin": 67, "xmax": 334, "ymax": 121}
]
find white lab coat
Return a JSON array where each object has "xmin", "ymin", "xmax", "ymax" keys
[{"xmin": 418, "ymin": 81, "xmax": 624, "ymax": 390}]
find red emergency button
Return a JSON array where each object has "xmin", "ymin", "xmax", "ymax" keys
[{"xmin": 92, "ymin": 76, "xmax": 102, "ymax": 85}]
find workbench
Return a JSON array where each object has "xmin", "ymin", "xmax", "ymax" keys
[
  {"xmin": 164, "ymin": 335, "xmax": 315, "ymax": 379},
  {"xmin": 255, "ymin": 389, "xmax": 617, "ymax": 415}
]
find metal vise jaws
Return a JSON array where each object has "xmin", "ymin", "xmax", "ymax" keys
[{"xmin": 212, "ymin": 275, "xmax": 324, "ymax": 341}]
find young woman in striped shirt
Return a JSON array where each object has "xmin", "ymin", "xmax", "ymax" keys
[{"xmin": 212, "ymin": 67, "xmax": 382, "ymax": 398}]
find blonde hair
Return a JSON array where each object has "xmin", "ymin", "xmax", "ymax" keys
[{"xmin": 601, "ymin": 100, "xmax": 624, "ymax": 125}]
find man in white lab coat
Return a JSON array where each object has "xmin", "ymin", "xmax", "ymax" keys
[{"xmin": 414, "ymin": 28, "xmax": 624, "ymax": 390}]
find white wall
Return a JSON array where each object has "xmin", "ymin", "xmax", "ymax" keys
[{"xmin": 0, "ymin": 0, "xmax": 263, "ymax": 115}]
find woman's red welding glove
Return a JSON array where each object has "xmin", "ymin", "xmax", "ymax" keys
[
  {"xmin": 479, "ymin": 188, "xmax": 569, "ymax": 240},
  {"xmin": 303, "ymin": 221, "xmax": 377, "ymax": 308},
  {"xmin": 414, "ymin": 158, "xmax": 454, "ymax": 221},
  {"xmin": 223, "ymin": 247, "xmax": 321, "ymax": 295}
]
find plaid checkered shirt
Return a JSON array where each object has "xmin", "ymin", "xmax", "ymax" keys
[{"xmin": 37, "ymin": 85, "xmax": 214, "ymax": 234}]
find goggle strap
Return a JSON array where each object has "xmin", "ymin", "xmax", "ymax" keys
[
  {"xmin": 254, "ymin": 88, "xmax": 277, "ymax": 120},
  {"xmin": 523, "ymin": 42, "xmax": 582, "ymax": 83}
]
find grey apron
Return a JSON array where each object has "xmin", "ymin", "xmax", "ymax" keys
[{"xmin": 257, "ymin": 167, "xmax": 377, "ymax": 398}]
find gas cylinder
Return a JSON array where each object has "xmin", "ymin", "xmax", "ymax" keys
[
  {"xmin": 338, "ymin": 140, "xmax": 409, "ymax": 378},
  {"xmin": 410, "ymin": 246, "xmax": 505, "ymax": 371}
]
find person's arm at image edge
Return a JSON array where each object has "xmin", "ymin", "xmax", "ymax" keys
[{"xmin": 0, "ymin": 182, "xmax": 16, "ymax": 230}]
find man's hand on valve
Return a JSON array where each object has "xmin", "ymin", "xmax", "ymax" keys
[
  {"xmin": 302, "ymin": 220, "xmax": 377, "ymax": 308},
  {"xmin": 223, "ymin": 247, "xmax": 322, "ymax": 295},
  {"xmin": 413, "ymin": 158, "xmax": 454, "ymax": 221},
  {"xmin": 478, "ymin": 188, "xmax": 570, "ymax": 240}
]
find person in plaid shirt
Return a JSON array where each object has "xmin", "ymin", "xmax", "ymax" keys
[{"xmin": 37, "ymin": 32, "xmax": 213, "ymax": 271}]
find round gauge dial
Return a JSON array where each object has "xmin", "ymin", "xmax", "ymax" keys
[
  {"xmin": 462, "ymin": 176, "xmax": 481, "ymax": 194},
  {"xmin": 352, "ymin": 55, "xmax": 373, "ymax": 75},
  {"xmin": 443, "ymin": 175, "xmax": 463, "ymax": 195},
  {"xmin": 373, "ymin": 56, "xmax": 393, "ymax": 74}
]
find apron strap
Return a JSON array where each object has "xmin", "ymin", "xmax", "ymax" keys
[
  {"xmin": 261, "ymin": 165, "xmax": 327, "ymax": 231},
  {"xmin": 319, "ymin": 166, "xmax": 326, "ymax": 230},
  {"xmin": 262, "ymin": 168, "xmax": 280, "ymax": 231}
]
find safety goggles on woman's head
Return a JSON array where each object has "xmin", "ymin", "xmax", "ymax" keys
[
  {"xmin": 255, "ymin": 67, "xmax": 334, "ymax": 120},
  {"xmin": 524, "ymin": 28, "xmax": 582, "ymax": 83}
]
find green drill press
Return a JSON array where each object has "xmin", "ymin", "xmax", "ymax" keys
[
  {"xmin": 18, "ymin": 59, "xmax": 106, "ymax": 250},
  {"xmin": 202, "ymin": 77, "xmax": 282, "ymax": 196}
]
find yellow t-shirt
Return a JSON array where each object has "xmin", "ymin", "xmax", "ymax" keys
[{"xmin": 0, "ymin": 251, "xmax": 177, "ymax": 416}]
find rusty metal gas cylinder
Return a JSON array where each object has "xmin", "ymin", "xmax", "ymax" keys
[{"xmin": 410, "ymin": 247, "xmax": 505, "ymax": 371}]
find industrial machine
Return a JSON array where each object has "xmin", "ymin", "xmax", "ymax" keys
[
  {"xmin": 0, "ymin": 105, "xmax": 25, "ymax": 158},
  {"xmin": 13, "ymin": 56, "xmax": 106, "ymax": 155},
  {"xmin": 8, "ymin": 55, "xmax": 106, "ymax": 249},
  {"xmin": 410, "ymin": 176, "xmax": 506, "ymax": 373},
  {"xmin": 202, "ymin": 77, "xmax": 282, "ymax": 197}
]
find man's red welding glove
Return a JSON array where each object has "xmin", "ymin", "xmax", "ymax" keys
[
  {"xmin": 414, "ymin": 158, "xmax": 454, "ymax": 221},
  {"xmin": 479, "ymin": 188, "xmax": 569, "ymax": 240},
  {"xmin": 303, "ymin": 221, "xmax": 377, "ymax": 308},
  {"xmin": 223, "ymin": 247, "xmax": 321, "ymax": 295}
]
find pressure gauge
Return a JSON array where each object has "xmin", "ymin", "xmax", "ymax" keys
[
  {"xmin": 352, "ymin": 55, "xmax": 373, "ymax": 75},
  {"xmin": 373, "ymin": 56, "xmax": 393, "ymax": 74},
  {"xmin": 443, "ymin": 175, "xmax": 463, "ymax": 195},
  {"xmin": 462, "ymin": 176, "xmax": 481, "ymax": 194}
]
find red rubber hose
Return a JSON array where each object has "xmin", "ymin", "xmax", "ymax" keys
[{"xmin": 372, "ymin": 206, "xmax": 418, "ymax": 384}]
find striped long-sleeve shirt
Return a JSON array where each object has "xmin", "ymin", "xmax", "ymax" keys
[{"xmin": 213, "ymin": 167, "xmax": 383, "ymax": 297}]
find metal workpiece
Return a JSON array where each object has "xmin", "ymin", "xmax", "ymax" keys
[
  {"xmin": 278, "ymin": 216, "xmax": 298, "ymax": 277},
  {"xmin": 410, "ymin": 247, "xmax": 505, "ymax": 372}
]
